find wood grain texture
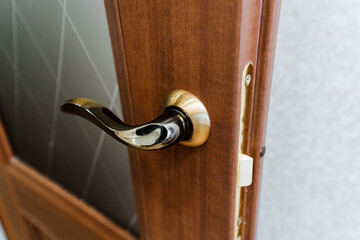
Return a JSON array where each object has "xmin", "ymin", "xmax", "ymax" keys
[
  {"xmin": 104, "ymin": 0, "xmax": 267, "ymax": 239},
  {"xmin": 0, "ymin": 119, "xmax": 134, "ymax": 240},
  {"xmin": 241, "ymin": 0, "xmax": 282, "ymax": 239},
  {"xmin": 6, "ymin": 159, "xmax": 135, "ymax": 240},
  {"xmin": 24, "ymin": 219, "xmax": 54, "ymax": 240},
  {"xmin": 0, "ymin": 120, "xmax": 33, "ymax": 240}
]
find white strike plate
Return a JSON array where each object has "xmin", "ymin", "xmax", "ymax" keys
[{"xmin": 238, "ymin": 154, "xmax": 253, "ymax": 187}]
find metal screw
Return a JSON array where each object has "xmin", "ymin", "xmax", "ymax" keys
[
  {"xmin": 245, "ymin": 74, "xmax": 251, "ymax": 85},
  {"xmin": 260, "ymin": 146, "xmax": 266, "ymax": 157},
  {"xmin": 237, "ymin": 217, "xmax": 242, "ymax": 225}
]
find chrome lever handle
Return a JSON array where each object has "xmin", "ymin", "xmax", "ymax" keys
[{"xmin": 61, "ymin": 90, "xmax": 210, "ymax": 150}]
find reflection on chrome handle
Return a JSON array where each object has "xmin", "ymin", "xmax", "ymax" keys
[{"xmin": 61, "ymin": 90, "xmax": 210, "ymax": 150}]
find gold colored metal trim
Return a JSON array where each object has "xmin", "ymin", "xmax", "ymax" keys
[
  {"xmin": 163, "ymin": 90, "xmax": 211, "ymax": 147},
  {"xmin": 235, "ymin": 61, "xmax": 255, "ymax": 240}
]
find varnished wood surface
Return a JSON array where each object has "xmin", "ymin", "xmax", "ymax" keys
[
  {"xmin": 0, "ymin": 120, "xmax": 32, "ymax": 240},
  {"xmin": 24, "ymin": 218, "xmax": 54, "ymax": 240},
  {"xmin": 6, "ymin": 159, "xmax": 135, "ymax": 240},
  {"xmin": 104, "ymin": 0, "xmax": 274, "ymax": 239},
  {"xmin": 0, "ymin": 119, "xmax": 134, "ymax": 240},
  {"xmin": 241, "ymin": 0, "xmax": 282, "ymax": 239}
]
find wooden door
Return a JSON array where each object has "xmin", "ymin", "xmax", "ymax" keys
[{"xmin": 0, "ymin": 0, "xmax": 281, "ymax": 239}]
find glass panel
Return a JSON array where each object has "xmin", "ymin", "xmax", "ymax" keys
[
  {"xmin": 0, "ymin": 0, "xmax": 138, "ymax": 235},
  {"xmin": 259, "ymin": 1, "xmax": 360, "ymax": 239}
]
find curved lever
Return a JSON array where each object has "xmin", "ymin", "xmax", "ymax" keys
[{"xmin": 61, "ymin": 90, "xmax": 210, "ymax": 150}]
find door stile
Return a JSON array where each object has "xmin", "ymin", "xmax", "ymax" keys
[
  {"xmin": 241, "ymin": 0, "xmax": 282, "ymax": 239},
  {"xmin": 103, "ymin": 0, "xmax": 281, "ymax": 239}
]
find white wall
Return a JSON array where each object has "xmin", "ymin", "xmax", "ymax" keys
[
  {"xmin": 258, "ymin": 0, "xmax": 360, "ymax": 239},
  {"xmin": 0, "ymin": 221, "xmax": 6, "ymax": 240}
]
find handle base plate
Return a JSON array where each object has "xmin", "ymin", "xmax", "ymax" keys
[{"xmin": 163, "ymin": 90, "xmax": 211, "ymax": 147}]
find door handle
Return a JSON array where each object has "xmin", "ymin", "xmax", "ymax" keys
[{"xmin": 61, "ymin": 90, "xmax": 210, "ymax": 150}]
